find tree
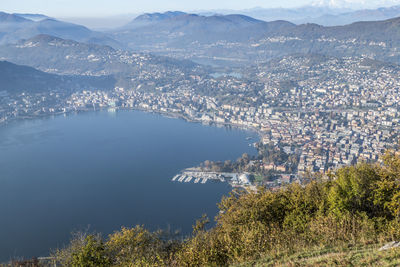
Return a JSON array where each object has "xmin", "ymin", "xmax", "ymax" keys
[
  {"xmin": 328, "ymin": 163, "xmax": 381, "ymax": 217},
  {"xmin": 71, "ymin": 235, "xmax": 111, "ymax": 267},
  {"xmin": 106, "ymin": 226, "xmax": 166, "ymax": 266}
]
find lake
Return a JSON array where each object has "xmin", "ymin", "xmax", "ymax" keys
[{"xmin": 0, "ymin": 110, "xmax": 257, "ymax": 261}]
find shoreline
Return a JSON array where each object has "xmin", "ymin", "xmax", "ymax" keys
[
  {"xmin": 0, "ymin": 106, "xmax": 262, "ymax": 189},
  {"xmin": 0, "ymin": 106, "xmax": 262, "ymax": 142}
]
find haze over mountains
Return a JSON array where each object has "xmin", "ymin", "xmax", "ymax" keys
[
  {"xmin": 112, "ymin": 12, "xmax": 295, "ymax": 48},
  {"xmin": 205, "ymin": 5, "xmax": 400, "ymax": 26},
  {"xmin": 300, "ymin": 5, "xmax": 400, "ymax": 25},
  {"xmin": 56, "ymin": 5, "xmax": 400, "ymax": 29},
  {"xmin": 0, "ymin": 12, "xmax": 122, "ymax": 48},
  {"xmin": 2, "ymin": 5, "xmax": 400, "ymax": 91},
  {"xmin": 106, "ymin": 11, "xmax": 400, "ymax": 66}
]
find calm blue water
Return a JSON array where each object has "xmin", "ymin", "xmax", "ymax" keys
[{"xmin": 0, "ymin": 110, "xmax": 256, "ymax": 261}]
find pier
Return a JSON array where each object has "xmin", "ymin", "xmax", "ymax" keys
[{"xmin": 171, "ymin": 169, "xmax": 251, "ymax": 187}]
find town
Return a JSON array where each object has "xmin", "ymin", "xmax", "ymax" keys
[{"xmin": 1, "ymin": 54, "xmax": 399, "ymax": 187}]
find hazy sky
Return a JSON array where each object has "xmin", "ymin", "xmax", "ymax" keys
[{"xmin": 2, "ymin": 0, "xmax": 400, "ymax": 17}]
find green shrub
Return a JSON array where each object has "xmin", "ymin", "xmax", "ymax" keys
[{"xmin": 71, "ymin": 235, "xmax": 111, "ymax": 267}]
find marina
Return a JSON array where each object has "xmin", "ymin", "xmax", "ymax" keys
[{"xmin": 171, "ymin": 168, "xmax": 252, "ymax": 187}]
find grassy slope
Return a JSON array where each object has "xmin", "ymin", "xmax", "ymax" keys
[{"xmin": 235, "ymin": 245, "xmax": 400, "ymax": 266}]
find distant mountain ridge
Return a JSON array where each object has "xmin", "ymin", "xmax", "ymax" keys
[
  {"xmin": 51, "ymin": 5, "xmax": 400, "ymax": 29},
  {"xmin": 3, "ymin": 9, "xmax": 400, "ymax": 69},
  {"xmin": 0, "ymin": 11, "xmax": 122, "ymax": 48},
  {"xmin": 113, "ymin": 12, "xmax": 295, "ymax": 47},
  {"xmin": 133, "ymin": 11, "xmax": 186, "ymax": 23},
  {"xmin": 274, "ymin": 16, "xmax": 400, "ymax": 42},
  {"xmin": 119, "ymin": 11, "xmax": 186, "ymax": 30},
  {"xmin": 202, "ymin": 5, "xmax": 400, "ymax": 26},
  {"xmin": 0, "ymin": 11, "xmax": 31, "ymax": 23},
  {"xmin": 109, "ymin": 11, "xmax": 400, "ymax": 66},
  {"xmin": 223, "ymin": 6, "xmax": 350, "ymax": 24},
  {"xmin": 298, "ymin": 5, "xmax": 400, "ymax": 26},
  {"xmin": 13, "ymin": 13, "xmax": 50, "ymax": 21},
  {"xmin": 124, "ymin": 12, "xmax": 272, "ymax": 29}
]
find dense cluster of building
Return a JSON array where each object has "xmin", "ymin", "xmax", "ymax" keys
[
  {"xmin": 0, "ymin": 90, "xmax": 69, "ymax": 123},
  {"xmin": 1, "ymin": 55, "xmax": 399, "ymax": 184}
]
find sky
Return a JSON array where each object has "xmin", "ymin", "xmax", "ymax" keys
[{"xmin": 2, "ymin": 0, "xmax": 400, "ymax": 17}]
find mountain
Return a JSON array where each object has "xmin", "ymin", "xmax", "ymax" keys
[
  {"xmin": 0, "ymin": 34, "xmax": 203, "ymax": 92},
  {"xmin": 0, "ymin": 60, "xmax": 59, "ymax": 92},
  {"xmin": 4, "ymin": 11, "xmax": 400, "ymax": 69},
  {"xmin": 13, "ymin": 13, "xmax": 50, "ymax": 22},
  {"xmin": 0, "ymin": 34, "xmax": 198, "ymax": 75},
  {"xmin": 122, "ymin": 11, "xmax": 186, "ymax": 29},
  {"xmin": 0, "ymin": 34, "xmax": 133, "ymax": 75},
  {"xmin": 135, "ymin": 11, "xmax": 186, "ymax": 21},
  {"xmin": 249, "ymin": 16, "xmax": 400, "ymax": 65},
  {"xmin": 51, "ymin": 5, "xmax": 400, "ymax": 29},
  {"xmin": 110, "ymin": 12, "xmax": 400, "ymax": 67},
  {"xmin": 0, "ymin": 12, "xmax": 32, "ymax": 35},
  {"xmin": 246, "ymin": 53, "xmax": 400, "ymax": 84},
  {"xmin": 0, "ymin": 11, "xmax": 31, "ymax": 23},
  {"xmin": 0, "ymin": 60, "xmax": 116, "ymax": 93},
  {"xmin": 231, "ymin": 6, "xmax": 351, "ymax": 24},
  {"xmin": 301, "ymin": 5, "xmax": 400, "ymax": 26},
  {"xmin": 0, "ymin": 12, "xmax": 122, "ymax": 48},
  {"xmin": 113, "ymin": 12, "xmax": 295, "ymax": 47},
  {"xmin": 225, "ymin": 5, "xmax": 400, "ymax": 26},
  {"xmin": 271, "ymin": 16, "xmax": 400, "ymax": 46}
]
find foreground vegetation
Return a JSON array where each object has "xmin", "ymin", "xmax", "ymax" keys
[
  {"xmin": 236, "ymin": 244, "xmax": 400, "ymax": 266},
  {"xmin": 51, "ymin": 151, "xmax": 400, "ymax": 266}
]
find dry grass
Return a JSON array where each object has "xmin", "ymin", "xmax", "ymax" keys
[{"xmin": 235, "ymin": 244, "xmax": 400, "ymax": 267}]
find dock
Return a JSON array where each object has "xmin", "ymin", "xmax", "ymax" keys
[
  {"xmin": 171, "ymin": 169, "xmax": 246, "ymax": 185},
  {"xmin": 171, "ymin": 169, "xmax": 252, "ymax": 188}
]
